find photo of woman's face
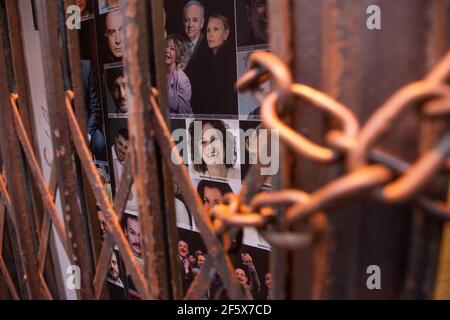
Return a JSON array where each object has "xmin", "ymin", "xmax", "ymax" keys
[
  {"xmin": 200, "ymin": 123, "xmax": 224, "ymax": 166},
  {"xmin": 203, "ymin": 186, "xmax": 224, "ymax": 212},
  {"xmin": 207, "ymin": 18, "xmax": 229, "ymax": 50},
  {"xmin": 165, "ymin": 39, "xmax": 177, "ymax": 66}
]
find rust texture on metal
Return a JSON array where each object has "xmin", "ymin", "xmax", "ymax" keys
[
  {"xmin": 34, "ymin": 0, "xmax": 94, "ymax": 300},
  {"xmin": 65, "ymin": 91, "xmax": 149, "ymax": 299},
  {"xmin": 63, "ymin": 0, "xmax": 102, "ymax": 267},
  {"xmin": 148, "ymin": 0, "xmax": 183, "ymax": 300},
  {"xmin": 123, "ymin": 0, "xmax": 171, "ymax": 300}
]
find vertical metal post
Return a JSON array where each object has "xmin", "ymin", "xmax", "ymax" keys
[
  {"xmin": 267, "ymin": 0, "xmax": 293, "ymax": 300},
  {"xmin": 34, "ymin": 0, "xmax": 94, "ymax": 299},
  {"xmin": 63, "ymin": 0, "xmax": 102, "ymax": 266},
  {"xmin": 148, "ymin": 0, "xmax": 183, "ymax": 300},
  {"xmin": 0, "ymin": 3, "xmax": 48, "ymax": 299},
  {"xmin": 122, "ymin": 0, "xmax": 170, "ymax": 299}
]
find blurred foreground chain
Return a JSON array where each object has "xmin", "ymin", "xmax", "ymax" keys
[{"xmin": 154, "ymin": 50, "xmax": 450, "ymax": 253}]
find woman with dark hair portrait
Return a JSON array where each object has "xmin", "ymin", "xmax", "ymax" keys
[
  {"xmin": 165, "ymin": 34, "xmax": 193, "ymax": 115},
  {"xmin": 197, "ymin": 180, "xmax": 233, "ymax": 212},
  {"xmin": 189, "ymin": 14, "xmax": 238, "ymax": 116},
  {"xmin": 189, "ymin": 120, "xmax": 240, "ymax": 180}
]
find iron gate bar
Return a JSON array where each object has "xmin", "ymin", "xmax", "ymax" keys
[
  {"xmin": 267, "ymin": 0, "xmax": 294, "ymax": 300},
  {"xmin": 10, "ymin": 94, "xmax": 71, "ymax": 255},
  {"xmin": 64, "ymin": 91, "xmax": 150, "ymax": 299},
  {"xmin": 4, "ymin": 1, "xmax": 49, "ymax": 267},
  {"xmin": 63, "ymin": 0, "xmax": 102, "ymax": 267},
  {"xmin": 0, "ymin": 173, "xmax": 15, "ymax": 227},
  {"xmin": 38, "ymin": 163, "xmax": 58, "ymax": 273},
  {"xmin": 0, "ymin": 8, "xmax": 49, "ymax": 299},
  {"xmin": 92, "ymin": 153, "xmax": 132, "ymax": 299},
  {"xmin": 34, "ymin": 0, "xmax": 94, "ymax": 300},
  {"xmin": 149, "ymin": 0, "xmax": 184, "ymax": 300},
  {"xmin": 0, "ymin": 190, "xmax": 19, "ymax": 300},
  {"xmin": 122, "ymin": 0, "xmax": 171, "ymax": 300}
]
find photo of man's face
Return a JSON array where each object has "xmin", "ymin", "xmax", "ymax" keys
[
  {"xmin": 114, "ymin": 132, "xmax": 128, "ymax": 162},
  {"xmin": 197, "ymin": 254, "xmax": 206, "ymax": 267},
  {"xmin": 247, "ymin": 0, "xmax": 268, "ymax": 43},
  {"xmin": 124, "ymin": 216, "xmax": 142, "ymax": 256},
  {"xmin": 184, "ymin": 4, "xmax": 204, "ymax": 41},
  {"xmin": 105, "ymin": 11, "xmax": 124, "ymax": 59},
  {"xmin": 178, "ymin": 240, "xmax": 189, "ymax": 258},
  {"xmin": 108, "ymin": 252, "xmax": 120, "ymax": 281},
  {"xmin": 110, "ymin": 73, "xmax": 127, "ymax": 113}
]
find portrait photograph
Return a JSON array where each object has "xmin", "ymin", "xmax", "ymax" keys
[
  {"xmin": 121, "ymin": 212, "xmax": 143, "ymax": 259},
  {"xmin": 239, "ymin": 120, "xmax": 275, "ymax": 186},
  {"xmin": 237, "ymin": 50, "xmax": 270, "ymax": 119},
  {"xmin": 101, "ymin": 9, "xmax": 124, "ymax": 67},
  {"xmin": 106, "ymin": 249, "xmax": 125, "ymax": 288},
  {"xmin": 107, "ymin": 119, "xmax": 138, "ymax": 214},
  {"xmin": 186, "ymin": 118, "xmax": 242, "ymax": 182},
  {"xmin": 175, "ymin": 178, "xmax": 241, "ymax": 232},
  {"xmin": 105, "ymin": 67, "xmax": 128, "ymax": 118},
  {"xmin": 235, "ymin": 0, "xmax": 269, "ymax": 51},
  {"xmin": 231, "ymin": 246, "xmax": 270, "ymax": 300},
  {"xmin": 164, "ymin": 0, "xmax": 238, "ymax": 117}
]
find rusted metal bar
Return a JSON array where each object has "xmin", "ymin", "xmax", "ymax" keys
[
  {"xmin": 4, "ymin": 0, "xmax": 47, "ymax": 255},
  {"xmin": 63, "ymin": 0, "xmax": 101, "ymax": 266},
  {"xmin": 0, "ymin": 173, "xmax": 15, "ymax": 229},
  {"xmin": 34, "ymin": 0, "xmax": 94, "ymax": 300},
  {"xmin": 38, "ymin": 163, "xmax": 57, "ymax": 273},
  {"xmin": 10, "ymin": 94, "xmax": 70, "ymax": 254},
  {"xmin": 122, "ymin": 0, "xmax": 171, "ymax": 300},
  {"xmin": 0, "ymin": 196, "xmax": 20, "ymax": 300},
  {"xmin": 149, "ymin": 0, "xmax": 183, "ymax": 300},
  {"xmin": 0, "ymin": 8, "xmax": 50, "ymax": 299},
  {"xmin": 267, "ymin": 0, "xmax": 293, "ymax": 300},
  {"xmin": 64, "ymin": 91, "xmax": 150, "ymax": 299},
  {"xmin": 93, "ymin": 154, "xmax": 132, "ymax": 299}
]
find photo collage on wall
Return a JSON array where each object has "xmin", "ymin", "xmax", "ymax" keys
[
  {"xmin": 167, "ymin": 0, "xmax": 274, "ymax": 300},
  {"xmin": 77, "ymin": 0, "xmax": 275, "ymax": 300}
]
